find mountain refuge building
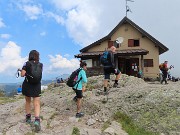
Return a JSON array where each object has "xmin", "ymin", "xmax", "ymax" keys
[{"xmin": 75, "ymin": 17, "xmax": 168, "ymax": 79}]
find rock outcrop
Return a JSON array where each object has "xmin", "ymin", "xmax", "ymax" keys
[{"xmin": 0, "ymin": 74, "xmax": 179, "ymax": 135}]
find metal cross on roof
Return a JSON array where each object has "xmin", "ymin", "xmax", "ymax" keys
[{"xmin": 126, "ymin": 0, "xmax": 134, "ymax": 17}]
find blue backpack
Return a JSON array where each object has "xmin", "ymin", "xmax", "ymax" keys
[{"xmin": 100, "ymin": 51, "xmax": 110, "ymax": 65}]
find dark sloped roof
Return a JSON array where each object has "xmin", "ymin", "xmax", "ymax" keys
[
  {"xmin": 80, "ymin": 17, "xmax": 168, "ymax": 55},
  {"xmin": 75, "ymin": 49, "xmax": 149, "ymax": 58}
]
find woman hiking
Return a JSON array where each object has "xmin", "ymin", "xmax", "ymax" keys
[
  {"xmin": 73, "ymin": 60, "xmax": 88, "ymax": 118},
  {"xmin": 19, "ymin": 50, "xmax": 43, "ymax": 132}
]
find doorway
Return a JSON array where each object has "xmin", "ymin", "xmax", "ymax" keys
[{"xmin": 118, "ymin": 58, "xmax": 139, "ymax": 76}]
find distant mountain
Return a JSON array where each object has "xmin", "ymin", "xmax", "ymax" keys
[
  {"xmin": 41, "ymin": 80, "xmax": 53, "ymax": 85},
  {"xmin": 54, "ymin": 74, "xmax": 69, "ymax": 80},
  {"xmin": 0, "ymin": 74, "xmax": 70, "ymax": 96},
  {"xmin": 0, "ymin": 83, "xmax": 19, "ymax": 96},
  {"xmin": 42, "ymin": 74, "xmax": 69, "ymax": 85}
]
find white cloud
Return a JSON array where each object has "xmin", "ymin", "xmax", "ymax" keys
[
  {"xmin": 49, "ymin": 54, "xmax": 79, "ymax": 69},
  {"xmin": 51, "ymin": 0, "xmax": 81, "ymax": 11},
  {"xmin": 45, "ymin": 12, "xmax": 64, "ymax": 25},
  {"xmin": 51, "ymin": 0, "xmax": 124, "ymax": 46},
  {"xmin": 0, "ymin": 18, "xmax": 6, "ymax": 28},
  {"xmin": 64, "ymin": 54, "xmax": 70, "ymax": 57},
  {"xmin": 0, "ymin": 34, "xmax": 11, "ymax": 39},
  {"xmin": 20, "ymin": 4, "xmax": 43, "ymax": 20},
  {"xmin": 16, "ymin": 0, "xmax": 32, "ymax": 4},
  {"xmin": 48, "ymin": 54, "xmax": 79, "ymax": 75},
  {"xmin": 40, "ymin": 31, "xmax": 46, "ymax": 36},
  {"xmin": 0, "ymin": 41, "xmax": 27, "ymax": 74}
]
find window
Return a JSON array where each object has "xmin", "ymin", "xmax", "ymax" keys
[
  {"xmin": 144, "ymin": 59, "xmax": 153, "ymax": 67},
  {"xmin": 93, "ymin": 59, "xmax": 100, "ymax": 67},
  {"xmin": 108, "ymin": 41, "xmax": 120, "ymax": 48},
  {"xmin": 128, "ymin": 39, "xmax": 140, "ymax": 47}
]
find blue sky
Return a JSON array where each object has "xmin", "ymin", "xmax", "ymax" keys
[{"xmin": 0, "ymin": 0, "xmax": 180, "ymax": 83}]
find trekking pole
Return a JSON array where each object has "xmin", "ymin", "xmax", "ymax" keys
[
  {"xmin": 15, "ymin": 69, "xmax": 33, "ymax": 78},
  {"xmin": 15, "ymin": 69, "xmax": 21, "ymax": 78}
]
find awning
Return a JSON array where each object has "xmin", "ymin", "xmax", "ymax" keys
[{"xmin": 75, "ymin": 49, "xmax": 149, "ymax": 58}]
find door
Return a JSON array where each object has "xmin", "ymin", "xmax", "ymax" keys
[
  {"xmin": 130, "ymin": 58, "xmax": 139, "ymax": 76},
  {"xmin": 118, "ymin": 58, "xmax": 139, "ymax": 76}
]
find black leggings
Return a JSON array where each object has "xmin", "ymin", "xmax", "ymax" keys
[{"xmin": 162, "ymin": 71, "xmax": 168, "ymax": 83}]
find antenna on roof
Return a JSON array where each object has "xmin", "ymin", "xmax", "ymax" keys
[
  {"xmin": 116, "ymin": 37, "xmax": 124, "ymax": 44},
  {"xmin": 126, "ymin": 0, "xmax": 134, "ymax": 17}
]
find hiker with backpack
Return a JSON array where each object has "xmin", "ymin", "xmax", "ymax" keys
[
  {"xmin": 18, "ymin": 50, "xmax": 43, "ymax": 132},
  {"xmin": 159, "ymin": 61, "xmax": 169, "ymax": 84},
  {"xmin": 67, "ymin": 60, "xmax": 87, "ymax": 118},
  {"xmin": 100, "ymin": 46, "xmax": 121, "ymax": 95}
]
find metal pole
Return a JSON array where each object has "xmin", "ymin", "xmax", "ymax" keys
[{"xmin": 126, "ymin": 0, "xmax": 127, "ymax": 17}]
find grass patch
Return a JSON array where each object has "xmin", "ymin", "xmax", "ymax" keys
[
  {"xmin": 0, "ymin": 97, "xmax": 16, "ymax": 104},
  {"xmin": 50, "ymin": 112, "xmax": 58, "ymax": 119},
  {"xmin": 72, "ymin": 127, "xmax": 80, "ymax": 135},
  {"xmin": 0, "ymin": 90, "xmax": 5, "ymax": 97},
  {"xmin": 102, "ymin": 120, "xmax": 111, "ymax": 131},
  {"xmin": 25, "ymin": 132, "xmax": 35, "ymax": 135},
  {"xmin": 113, "ymin": 112, "xmax": 159, "ymax": 135}
]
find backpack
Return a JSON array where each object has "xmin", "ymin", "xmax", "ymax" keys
[
  {"xmin": 66, "ymin": 68, "xmax": 82, "ymax": 87},
  {"xmin": 26, "ymin": 61, "xmax": 42, "ymax": 84},
  {"xmin": 100, "ymin": 51, "xmax": 110, "ymax": 65},
  {"xmin": 159, "ymin": 63, "xmax": 165, "ymax": 71}
]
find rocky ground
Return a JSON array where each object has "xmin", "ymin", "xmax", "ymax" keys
[{"xmin": 0, "ymin": 74, "xmax": 180, "ymax": 135}]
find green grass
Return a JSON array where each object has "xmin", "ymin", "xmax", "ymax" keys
[
  {"xmin": 72, "ymin": 127, "xmax": 80, "ymax": 135},
  {"xmin": 102, "ymin": 120, "xmax": 111, "ymax": 131},
  {"xmin": 0, "ymin": 90, "xmax": 5, "ymax": 97},
  {"xmin": 113, "ymin": 112, "xmax": 159, "ymax": 135},
  {"xmin": 0, "ymin": 97, "xmax": 16, "ymax": 104}
]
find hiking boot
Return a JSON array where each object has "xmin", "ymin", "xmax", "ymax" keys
[
  {"xmin": 26, "ymin": 117, "xmax": 31, "ymax": 124},
  {"xmin": 34, "ymin": 119, "xmax": 41, "ymax": 132},
  {"xmin": 103, "ymin": 90, "xmax": 108, "ymax": 96},
  {"xmin": 26, "ymin": 114, "xmax": 31, "ymax": 124},
  {"xmin": 76, "ymin": 112, "xmax": 84, "ymax": 118},
  {"xmin": 113, "ymin": 83, "xmax": 118, "ymax": 88}
]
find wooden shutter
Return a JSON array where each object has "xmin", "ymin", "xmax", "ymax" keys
[
  {"xmin": 108, "ymin": 41, "xmax": 113, "ymax": 48},
  {"xmin": 128, "ymin": 39, "xmax": 134, "ymax": 47}
]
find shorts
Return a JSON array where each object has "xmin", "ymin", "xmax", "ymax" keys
[
  {"xmin": 73, "ymin": 88, "xmax": 83, "ymax": 98},
  {"xmin": 22, "ymin": 80, "xmax": 41, "ymax": 97},
  {"xmin": 104, "ymin": 67, "xmax": 120, "ymax": 80}
]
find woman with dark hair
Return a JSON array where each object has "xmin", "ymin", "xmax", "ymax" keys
[
  {"xmin": 19, "ymin": 50, "xmax": 43, "ymax": 132},
  {"xmin": 73, "ymin": 60, "xmax": 88, "ymax": 118}
]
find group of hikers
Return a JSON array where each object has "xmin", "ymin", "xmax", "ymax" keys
[
  {"xmin": 17, "ymin": 46, "xmax": 121, "ymax": 132},
  {"xmin": 18, "ymin": 46, "xmax": 175, "ymax": 132}
]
